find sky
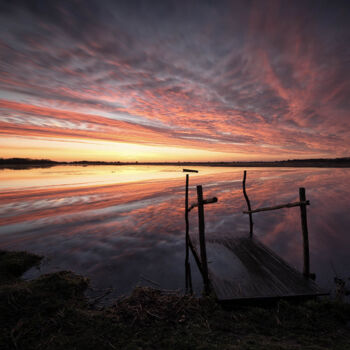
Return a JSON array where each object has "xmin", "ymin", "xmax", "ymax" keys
[{"xmin": 0, "ymin": 0, "xmax": 349, "ymax": 162}]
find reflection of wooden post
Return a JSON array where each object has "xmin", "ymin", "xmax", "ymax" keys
[
  {"xmin": 243, "ymin": 171, "xmax": 253, "ymax": 238},
  {"xmin": 184, "ymin": 174, "xmax": 192, "ymax": 294},
  {"xmin": 299, "ymin": 187, "xmax": 310, "ymax": 278},
  {"xmin": 197, "ymin": 185, "xmax": 210, "ymax": 295}
]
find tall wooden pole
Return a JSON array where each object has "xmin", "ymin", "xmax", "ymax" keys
[
  {"xmin": 197, "ymin": 185, "xmax": 210, "ymax": 295},
  {"xmin": 243, "ymin": 170, "xmax": 253, "ymax": 238},
  {"xmin": 299, "ymin": 187, "xmax": 310, "ymax": 278},
  {"xmin": 184, "ymin": 174, "xmax": 192, "ymax": 294}
]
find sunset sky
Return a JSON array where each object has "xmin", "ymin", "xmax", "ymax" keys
[{"xmin": 0, "ymin": 0, "xmax": 349, "ymax": 162}]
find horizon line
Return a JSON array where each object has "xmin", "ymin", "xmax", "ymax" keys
[{"xmin": 1, "ymin": 156, "xmax": 350, "ymax": 164}]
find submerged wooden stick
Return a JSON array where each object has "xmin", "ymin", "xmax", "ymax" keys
[
  {"xmin": 184, "ymin": 174, "xmax": 193, "ymax": 294},
  {"xmin": 197, "ymin": 185, "xmax": 210, "ymax": 295},
  {"xmin": 188, "ymin": 237, "xmax": 203, "ymax": 276},
  {"xmin": 299, "ymin": 187, "xmax": 310, "ymax": 278},
  {"xmin": 185, "ymin": 174, "xmax": 189, "ymax": 293},
  {"xmin": 243, "ymin": 200, "xmax": 310, "ymax": 214},
  {"xmin": 243, "ymin": 170, "xmax": 253, "ymax": 238}
]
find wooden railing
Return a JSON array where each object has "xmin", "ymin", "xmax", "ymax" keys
[{"xmin": 242, "ymin": 170, "xmax": 314, "ymax": 279}]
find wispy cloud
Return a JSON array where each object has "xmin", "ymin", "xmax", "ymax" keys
[{"xmin": 0, "ymin": 0, "xmax": 349, "ymax": 160}]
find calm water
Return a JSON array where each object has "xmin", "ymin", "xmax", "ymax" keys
[{"xmin": 0, "ymin": 166, "xmax": 349, "ymax": 299}]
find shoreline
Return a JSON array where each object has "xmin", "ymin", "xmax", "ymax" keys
[
  {"xmin": 1, "ymin": 250, "xmax": 349, "ymax": 349},
  {"xmin": 1, "ymin": 157, "xmax": 350, "ymax": 170}
]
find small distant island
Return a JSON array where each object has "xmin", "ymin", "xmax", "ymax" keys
[{"xmin": 1, "ymin": 157, "xmax": 350, "ymax": 169}]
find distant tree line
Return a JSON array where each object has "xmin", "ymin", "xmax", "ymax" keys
[{"xmin": 0, "ymin": 157, "xmax": 350, "ymax": 169}]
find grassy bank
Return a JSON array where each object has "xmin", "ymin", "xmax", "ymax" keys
[{"xmin": 0, "ymin": 250, "xmax": 349, "ymax": 350}]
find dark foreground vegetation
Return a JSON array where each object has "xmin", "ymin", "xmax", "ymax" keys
[
  {"xmin": 1, "ymin": 250, "xmax": 349, "ymax": 350},
  {"xmin": 1, "ymin": 157, "xmax": 350, "ymax": 169}
]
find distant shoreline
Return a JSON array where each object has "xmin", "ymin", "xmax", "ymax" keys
[{"xmin": 1, "ymin": 157, "xmax": 350, "ymax": 169}]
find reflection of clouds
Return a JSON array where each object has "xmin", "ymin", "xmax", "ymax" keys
[
  {"xmin": 0, "ymin": 167, "xmax": 349, "ymax": 294},
  {"xmin": 0, "ymin": 194, "xmax": 100, "ymax": 218}
]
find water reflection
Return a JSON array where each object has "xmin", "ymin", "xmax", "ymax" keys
[{"xmin": 0, "ymin": 166, "xmax": 349, "ymax": 298}]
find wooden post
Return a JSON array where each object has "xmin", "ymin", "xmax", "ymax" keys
[
  {"xmin": 184, "ymin": 174, "xmax": 193, "ymax": 294},
  {"xmin": 299, "ymin": 187, "xmax": 310, "ymax": 278},
  {"xmin": 243, "ymin": 170, "xmax": 253, "ymax": 238},
  {"xmin": 197, "ymin": 185, "xmax": 210, "ymax": 295}
]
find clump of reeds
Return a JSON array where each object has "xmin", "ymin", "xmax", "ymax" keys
[{"xmin": 0, "ymin": 250, "xmax": 349, "ymax": 350}]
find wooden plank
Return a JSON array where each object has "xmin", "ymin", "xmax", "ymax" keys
[
  {"xmin": 188, "ymin": 197, "xmax": 217, "ymax": 212},
  {"xmin": 183, "ymin": 168, "xmax": 198, "ymax": 173},
  {"xmin": 191, "ymin": 235, "xmax": 326, "ymax": 301}
]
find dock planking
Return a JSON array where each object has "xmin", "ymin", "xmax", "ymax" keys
[
  {"xmin": 184, "ymin": 174, "xmax": 328, "ymax": 302},
  {"xmin": 191, "ymin": 235, "xmax": 326, "ymax": 302}
]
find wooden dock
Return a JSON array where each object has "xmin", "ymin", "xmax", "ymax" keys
[
  {"xmin": 190, "ymin": 235, "xmax": 326, "ymax": 302},
  {"xmin": 184, "ymin": 169, "xmax": 328, "ymax": 303}
]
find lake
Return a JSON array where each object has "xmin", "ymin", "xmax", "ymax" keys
[{"xmin": 0, "ymin": 166, "xmax": 349, "ymax": 300}]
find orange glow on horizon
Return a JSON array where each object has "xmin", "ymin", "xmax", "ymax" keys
[{"xmin": 0, "ymin": 1, "xmax": 349, "ymax": 162}]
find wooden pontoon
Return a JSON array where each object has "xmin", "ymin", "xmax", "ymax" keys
[{"xmin": 184, "ymin": 170, "xmax": 328, "ymax": 303}]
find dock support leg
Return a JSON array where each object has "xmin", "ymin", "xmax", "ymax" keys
[
  {"xmin": 243, "ymin": 170, "xmax": 253, "ymax": 238},
  {"xmin": 299, "ymin": 187, "xmax": 310, "ymax": 278},
  {"xmin": 197, "ymin": 185, "xmax": 210, "ymax": 295},
  {"xmin": 185, "ymin": 174, "xmax": 193, "ymax": 294}
]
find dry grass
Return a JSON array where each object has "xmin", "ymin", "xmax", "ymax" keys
[{"xmin": 0, "ymin": 250, "xmax": 349, "ymax": 350}]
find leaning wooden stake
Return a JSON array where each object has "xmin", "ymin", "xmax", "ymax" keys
[
  {"xmin": 184, "ymin": 174, "xmax": 193, "ymax": 294},
  {"xmin": 197, "ymin": 185, "xmax": 210, "ymax": 295},
  {"xmin": 299, "ymin": 187, "xmax": 310, "ymax": 278},
  {"xmin": 243, "ymin": 170, "xmax": 253, "ymax": 238}
]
